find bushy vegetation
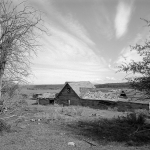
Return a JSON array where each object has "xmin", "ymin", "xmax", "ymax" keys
[
  {"xmin": 0, "ymin": 119, "xmax": 11, "ymax": 133},
  {"xmin": 118, "ymin": 19, "xmax": 150, "ymax": 97},
  {"xmin": 68, "ymin": 112, "xmax": 150, "ymax": 146}
]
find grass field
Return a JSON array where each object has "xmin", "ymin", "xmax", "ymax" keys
[
  {"xmin": 1, "ymin": 84, "xmax": 150, "ymax": 149},
  {"xmin": 1, "ymin": 98, "xmax": 150, "ymax": 150}
]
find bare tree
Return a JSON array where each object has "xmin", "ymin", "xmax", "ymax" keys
[{"xmin": 0, "ymin": 0, "xmax": 46, "ymax": 101}]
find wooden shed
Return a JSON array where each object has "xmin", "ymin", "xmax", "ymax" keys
[
  {"xmin": 56, "ymin": 81, "xmax": 95, "ymax": 106},
  {"xmin": 38, "ymin": 92, "xmax": 55, "ymax": 105}
]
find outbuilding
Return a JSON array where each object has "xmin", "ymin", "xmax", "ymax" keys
[{"xmin": 38, "ymin": 92, "xmax": 55, "ymax": 105}]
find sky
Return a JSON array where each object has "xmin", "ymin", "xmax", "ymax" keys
[{"xmin": 16, "ymin": 0, "xmax": 150, "ymax": 84}]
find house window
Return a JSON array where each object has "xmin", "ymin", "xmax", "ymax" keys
[{"xmin": 67, "ymin": 88, "xmax": 70, "ymax": 93}]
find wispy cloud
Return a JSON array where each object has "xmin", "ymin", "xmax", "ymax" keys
[
  {"xmin": 115, "ymin": 1, "xmax": 133, "ymax": 38},
  {"xmin": 94, "ymin": 3, "xmax": 114, "ymax": 40},
  {"xmin": 30, "ymin": 15, "xmax": 108, "ymax": 84},
  {"xmin": 59, "ymin": 13, "xmax": 95, "ymax": 45},
  {"xmin": 34, "ymin": 0, "xmax": 94, "ymax": 46},
  {"xmin": 15, "ymin": 0, "xmax": 139, "ymax": 84},
  {"xmin": 106, "ymin": 76, "xmax": 116, "ymax": 81},
  {"xmin": 115, "ymin": 33, "xmax": 144, "ymax": 65},
  {"xmin": 116, "ymin": 47, "xmax": 142, "ymax": 65}
]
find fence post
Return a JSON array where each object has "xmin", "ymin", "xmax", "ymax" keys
[{"xmin": 68, "ymin": 100, "xmax": 70, "ymax": 106}]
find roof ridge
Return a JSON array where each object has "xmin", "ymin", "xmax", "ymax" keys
[{"xmin": 66, "ymin": 81, "xmax": 91, "ymax": 83}]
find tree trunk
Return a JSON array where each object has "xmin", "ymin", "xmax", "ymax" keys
[
  {"xmin": 0, "ymin": 73, "xmax": 3, "ymax": 103},
  {"xmin": 0, "ymin": 62, "xmax": 5, "ymax": 103}
]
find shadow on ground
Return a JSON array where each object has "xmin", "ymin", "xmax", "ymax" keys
[{"xmin": 61, "ymin": 114, "xmax": 150, "ymax": 146}]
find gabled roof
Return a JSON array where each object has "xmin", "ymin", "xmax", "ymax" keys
[
  {"xmin": 119, "ymin": 90, "xmax": 127, "ymax": 98},
  {"xmin": 82, "ymin": 89, "xmax": 118, "ymax": 101},
  {"xmin": 68, "ymin": 81, "xmax": 95, "ymax": 97}
]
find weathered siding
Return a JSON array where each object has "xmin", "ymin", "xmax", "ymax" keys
[
  {"xmin": 56, "ymin": 84, "xmax": 80, "ymax": 106},
  {"xmin": 117, "ymin": 101, "xmax": 149, "ymax": 111},
  {"xmin": 56, "ymin": 96, "xmax": 80, "ymax": 106},
  {"xmin": 81, "ymin": 99, "xmax": 149, "ymax": 111},
  {"xmin": 39, "ymin": 98, "xmax": 54, "ymax": 105},
  {"xmin": 80, "ymin": 99, "xmax": 116, "ymax": 109}
]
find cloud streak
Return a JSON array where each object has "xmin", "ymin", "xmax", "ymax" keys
[
  {"xmin": 115, "ymin": 33, "xmax": 144, "ymax": 65},
  {"xmin": 30, "ymin": 13, "xmax": 109, "ymax": 84},
  {"xmin": 115, "ymin": 1, "xmax": 133, "ymax": 38},
  {"xmin": 14, "ymin": 0, "xmax": 139, "ymax": 84}
]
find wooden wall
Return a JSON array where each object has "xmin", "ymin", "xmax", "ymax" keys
[
  {"xmin": 116, "ymin": 101, "xmax": 149, "ymax": 111},
  {"xmin": 39, "ymin": 98, "xmax": 54, "ymax": 105},
  {"xmin": 80, "ymin": 99, "xmax": 116, "ymax": 109},
  {"xmin": 81, "ymin": 99, "xmax": 149, "ymax": 111},
  {"xmin": 56, "ymin": 83, "xmax": 149, "ymax": 111},
  {"xmin": 56, "ymin": 84, "xmax": 80, "ymax": 106}
]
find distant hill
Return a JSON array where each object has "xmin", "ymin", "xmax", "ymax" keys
[
  {"xmin": 21, "ymin": 82, "xmax": 132, "ymax": 90},
  {"xmin": 95, "ymin": 82, "xmax": 132, "ymax": 89},
  {"xmin": 22, "ymin": 84, "xmax": 64, "ymax": 90},
  {"xmin": 33, "ymin": 84, "xmax": 64, "ymax": 90}
]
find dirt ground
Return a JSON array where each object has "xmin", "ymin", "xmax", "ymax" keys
[{"xmin": 0, "ymin": 103, "xmax": 150, "ymax": 150}]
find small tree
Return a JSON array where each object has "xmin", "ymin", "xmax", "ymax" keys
[
  {"xmin": 118, "ymin": 19, "xmax": 150, "ymax": 97},
  {"xmin": 0, "ymin": 0, "xmax": 46, "ymax": 101}
]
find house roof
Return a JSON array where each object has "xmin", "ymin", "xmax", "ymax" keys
[
  {"xmin": 38, "ymin": 92, "xmax": 55, "ymax": 99},
  {"xmin": 118, "ymin": 89, "xmax": 148, "ymax": 99},
  {"xmin": 82, "ymin": 89, "xmax": 118, "ymax": 101},
  {"xmin": 81, "ymin": 88, "xmax": 149, "ymax": 102},
  {"xmin": 114, "ymin": 89, "xmax": 150, "ymax": 103},
  {"xmin": 67, "ymin": 81, "xmax": 95, "ymax": 97}
]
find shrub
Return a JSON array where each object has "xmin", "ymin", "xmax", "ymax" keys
[
  {"xmin": 134, "ymin": 109, "xmax": 150, "ymax": 118},
  {"xmin": 125, "ymin": 113, "xmax": 146, "ymax": 126},
  {"xmin": 0, "ymin": 119, "xmax": 11, "ymax": 133}
]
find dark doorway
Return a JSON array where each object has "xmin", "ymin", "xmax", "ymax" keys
[{"xmin": 49, "ymin": 100, "xmax": 54, "ymax": 104}]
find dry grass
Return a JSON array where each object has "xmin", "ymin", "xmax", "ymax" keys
[
  {"xmin": 64, "ymin": 112, "xmax": 150, "ymax": 146},
  {"xmin": 57, "ymin": 106, "xmax": 83, "ymax": 116},
  {"xmin": 1, "ymin": 101, "xmax": 150, "ymax": 150},
  {"xmin": 0, "ymin": 119, "xmax": 11, "ymax": 133}
]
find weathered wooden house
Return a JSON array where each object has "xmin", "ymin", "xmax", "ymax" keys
[
  {"xmin": 56, "ymin": 82, "xmax": 150, "ymax": 110},
  {"xmin": 56, "ymin": 81, "xmax": 95, "ymax": 106}
]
